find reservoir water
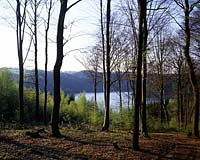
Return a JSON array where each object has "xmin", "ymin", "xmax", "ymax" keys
[
  {"xmin": 75, "ymin": 92, "xmax": 159, "ymax": 111},
  {"xmin": 75, "ymin": 92, "xmax": 132, "ymax": 111}
]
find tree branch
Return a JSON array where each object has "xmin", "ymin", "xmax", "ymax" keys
[
  {"xmin": 174, "ymin": 0, "xmax": 185, "ymax": 9},
  {"xmin": 189, "ymin": 1, "xmax": 200, "ymax": 12},
  {"xmin": 66, "ymin": 0, "xmax": 82, "ymax": 12}
]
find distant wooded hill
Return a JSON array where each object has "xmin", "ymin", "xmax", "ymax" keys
[
  {"xmin": 7, "ymin": 68, "xmax": 175, "ymax": 97},
  {"xmin": 8, "ymin": 68, "xmax": 129, "ymax": 94}
]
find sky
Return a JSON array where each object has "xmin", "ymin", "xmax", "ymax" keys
[{"xmin": 0, "ymin": 0, "xmax": 100, "ymax": 71}]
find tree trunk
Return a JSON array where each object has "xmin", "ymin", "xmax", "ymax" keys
[
  {"xmin": 102, "ymin": 0, "xmax": 111, "ymax": 132},
  {"xmin": 133, "ymin": 0, "xmax": 145, "ymax": 151},
  {"xmin": 177, "ymin": 67, "xmax": 184, "ymax": 128},
  {"xmin": 51, "ymin": 1, "xmax": 67, "ymax": 137},
  {"xmin": 184, "ymin": 0, "xmax": 199, "ymax": 137},
  {"xmin": 177, "ymin": 67, "xmax": 181, "ymax": 127},
  {"xmin": 160, "ymin": 79, "xmax": 165, "ymax": 123},
  {"xmin": 16, "ymin": 0, "xmax": 24, "ymax": 122},
  {"xmin": 127, "ymin": 80, "xmax": 130, "ymax": 110},
  {"xmin": 94, "ymin": 72, "xmax": 97, "ymax": 110},
  {"xmin": 118, "ymin": 69, "xmax": 122, "ymax": 113},
  {"xmin": 51, "ymin": 0, "xmax": 82, "ymax": 136},
  {"xmin": 141, "ymin": 1, "xmax": 148, "ymax": 137},
  {"xmin": 44, "ymin": 0, "xmax": 52, "ymax": 125},
  {"xmin": 33, "ymin": 0, "xmax": 39, "ymax": 122},
  {"xmin": 119, "ymin": 78, "xmax": 122, "ymax": 113},
  {"xmin": 44, "ymin": 29, "xmax": 48, "ymax": 125}
]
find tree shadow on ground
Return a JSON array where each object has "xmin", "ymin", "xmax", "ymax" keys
[
  {"xmin": 1, "ymin": 131, "xmax": 200, "ymax": 160},
  {"xmin": 0, "ymin": 135, "xmax": 90, "ymax": 159}
]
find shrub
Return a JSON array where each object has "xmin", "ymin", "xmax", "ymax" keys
[{"xmin": 0, "ymin": 68, "xmax": 18, "ymax": 121}]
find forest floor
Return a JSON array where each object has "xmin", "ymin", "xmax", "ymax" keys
[{"xmin": 0, "ymin": 126, "xmax": 200, "ymax": 160}]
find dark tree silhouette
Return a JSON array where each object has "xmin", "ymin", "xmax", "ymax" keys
[
  {"xmin": 133, "ymin": 0, "xmax": 146, "ymax": 151},
  {"xmin": 141, "ymin": 0, "xmax": 148, "ymax": 137},
  {"xmin": 174, "ymin": 0, "xmax": 200, "ymax": 137},
  {"xmin": 16, "ymin": 0, "xmax": 28, "ymax": 122},
  {"xmin": 102, "ymin": 0, "xmax": 111, "ymax": 132},
  {"xmin": 33, "ymin": 0, "xmax": 40, "ymax": 122},
  {"xmin": 44, "ymin": 0, "xmax": 54, "ymax": 125},
  {"xmin": 51, "ymin": 0, "xmax": 82, "ymax": 137}
]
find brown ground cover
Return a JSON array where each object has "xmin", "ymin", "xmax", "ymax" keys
[{"xmin": 0, "ymin": 127, "xmax": 200, "ymax": 159}]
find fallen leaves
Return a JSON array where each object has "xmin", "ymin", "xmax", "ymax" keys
[{"xmin": 0, "ymin": 127, "xmax": 200, "ymax": 159}]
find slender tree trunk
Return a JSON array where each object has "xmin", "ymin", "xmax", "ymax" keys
[
  {"xmin": 16, "ymin": 0, "xmax": 24, "ymax": 122},
  {"xmin": 118, "ymin": 77, "xmax": 122, "ymax": 113},
  {"xmin": 33, "ymin": 0, "xmax": 39, "ymax": 122},
  {"xmin": 160, "ymin": 77, "xmax": 165, "ymax": 123},
  {"xmin": 44, "ymin": 0, "xmax": 52, "ymax": 125},
  {"xmin": 177, "ymin": 67, "xmax": 184, "ymax": 128},
  {"xmin": 102, "ymin": 0, "xmax": 111, "ymax": 132},
  {"xmin": 177, "ymin": 68, "xmax": 182, "ymax": 128},
  {"xmin": 93, "ymin": 74, "xmax": 98, "ymax": 124},
  {"xmin": 44, "ymin": 31, "xmax": 48, "ymax": 125},
  {"xmin": 34, "ymin": 30, "xmax": 40, "ymax": 122},
  {"xmin": 184, "ymin": 0, "xmax": 199, "ymax": 137},
  {"xmin": 94, "ymin": 73, "xmax": 97, "ymax": 110},
  {"xmin": 117, "ymin": 69, "xmax": 122, "ymax": 112},
  {"xmin": 127, "ymin": 80, "xmax": 130, "ymax": 110},
  {"xmin": 51, "ymin": 0, "xmax": 81, "ymax": 136},
  {"xmin": 180, "ymin": 89, "xmax": 184, "ymax": 125},
  {"xmin": 100, "ymin": 0, "xmax": 107, "ymax": 130},
  {"xmin": 133, "ymin": 0, "xmax": 145, "ymax": 151},
  {"xmin": 141, "ymin": 1, "xmax": 148, "ymax": 137},
  {"xmin": 51, "ymin": 1, "xmax": 67, "ymax": 137}
]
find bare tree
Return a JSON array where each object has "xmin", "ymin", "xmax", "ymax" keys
[
  {"xmin": 168, "ymin": 36, "xmax": 185, "ymax": 128},
  {"xmin": 141, "ymin": 0, "xmax": 148, "ymax": 137},
  {"xmin": 132, "ymin": 0, "xmax": 146, "ymax": 151},
  {"xmin": 43, "ymin": 0, "xmax": 55, "ymax": 125},
  {"xmin": 99, "ymin": 0, "xmax": 107, "ymax": 128},
  {"xmin": 51, "ymin": 0, "xmax": 82, "ymax": 137},
  {"xmin": 174, "ymin": 0, "xmax": 200, "ymax": 137},
  {"xmin": 27, "ymin": 0, "xmax": 43, "ymax": 122},
  {"xmin": 150, "ymin": 31, "xmax": 171, "ymax": 123},
  {"xmin": 101, "ymin": 0, "xmax": 111, "ymax": 132},
  {"xmin": 16, "ymin": 0, "xmax": 28, "ymax": 122},
  {"xmin": 78, "ymin": 46, "xmax": 101, "ymax": 110}
]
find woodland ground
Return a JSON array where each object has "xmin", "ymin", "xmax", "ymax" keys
[{"xmin": 0, "ymin": 125, "xmax": 200, "ymax": 160}]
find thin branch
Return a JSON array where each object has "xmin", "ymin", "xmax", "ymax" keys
[
  {"xmin": 189, "ymin": 1, "xmax": 200, "ymax": 12},
  {"xmin": 168, "ymin": 11, "xmax": 185, "ymax": 31},
  {"xmin": 64, "ymin": 48, "xmax": 85, "ymax": 57},
  {"xmin": 66, "ymin": 0, "xmax": 82, "ymax": 12},
  {"xmin": 174, "ymin": 0, "xmax": 185, "ymax": 9},
  {"xmin": 23, "ymin": 34, "xmax": 33, "ymax": 64}
]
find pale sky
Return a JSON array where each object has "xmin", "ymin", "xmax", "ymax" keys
[{"xmin": 0, "ymin": 0, "xmax": 100, "ymax": 71}]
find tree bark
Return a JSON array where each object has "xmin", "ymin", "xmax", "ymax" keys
[
  {"xmin": 16, "ymin": 0, "xmax": 25, "ymax": 122},
  {"xmin": 51, "ymin": 0, "xmax": 82, "ymax": 137},
  {"xmin": 94, "ymin": 71, "xmax": 97, "ymax": 110},
  {"xmin": 184, "ymin": 0, "xmax": 199, "ymax": 137},
  {"xmin": 51, "ymin": 0, "xmax": 67, "ymax": 137},
  {"xmin": 102, "ymin": 0, "xmax": 111, "ymax": 132},
  {"xmin": 33, "ymin": 0, "xmax": 40, "ymax": 122},
  {"xmin": 141, "ymin": 0, "xmax": 148, "ymax": 137},
  {"xmin": 100, "ymin": 0, "xmax": 106, "ymax": 115},
  {"xmin": 133, "ymin": 0, "xmax": 145, "ymax": 151},
  {"xmin": 44, "ymin": 0, "xmax": 52, "ymax": 125},
  {"xmin": 118, "ymin": 74, "xmax": 122, "ymax": 113},
  {"xmin": 177, "ymin": 66, "xmax": 184, "ymax": 128}
]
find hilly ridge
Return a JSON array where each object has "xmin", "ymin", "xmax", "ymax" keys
[{"xmin": 6, "ymin": 68, "xmax": 174, "ymax": 97}]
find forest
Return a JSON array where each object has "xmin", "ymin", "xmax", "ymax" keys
[{"xmin": 0, "ymin": 0, "xmax": 200, "ymax": 159}]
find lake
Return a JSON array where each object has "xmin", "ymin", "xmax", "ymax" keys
[
  {"xmin": 75, "ymin": 92, "xmax": 159, "ymax": 112},
  {"xmin": 75, "ymin": 92, "xmax": 130, "ymax": 111}
]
